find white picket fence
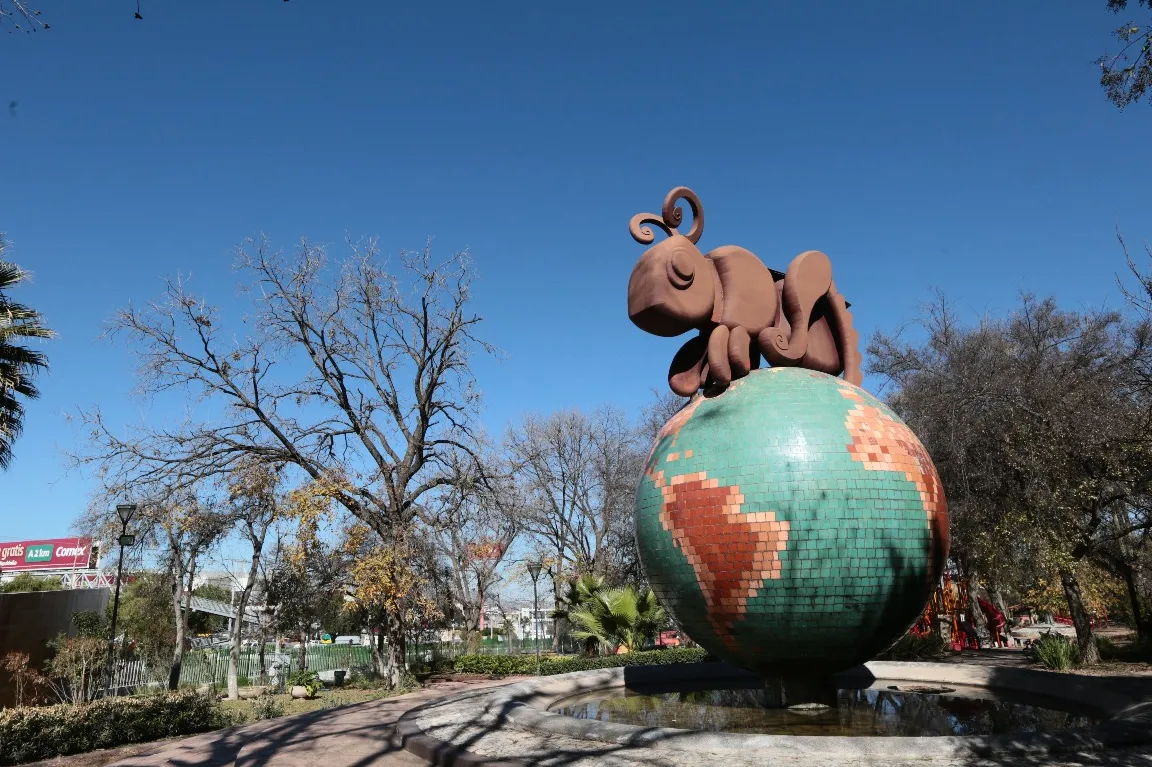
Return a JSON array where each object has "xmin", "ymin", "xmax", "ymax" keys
[{"xmin": 106, "ymin": 657, "xmax": 165, "ymax": 693}]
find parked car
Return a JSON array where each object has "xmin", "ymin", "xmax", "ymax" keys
[{"xmin": 658, "ymin": 630, "xmax": 682, "ymax": 647}]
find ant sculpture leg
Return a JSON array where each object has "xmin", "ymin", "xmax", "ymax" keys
[
  {"xmin": 757, "ymin": 251, "xmax": 863, "ymax": 386},
  {"xmin": 727, "ymin": 326, "xmax": 753, "ymax": 377},
  {"xmin": 668, "ymin": 332, "xmax": 709, "ymax": 397},
  {"xmin": 707, "ymin": 325, "xmax": 732, "ymax": 386},
  {"xmin": 824, "ymin": 283, "xmax": 862, "ymax": 386},
  {"xmin": 668, "ymin": 325, "xmax": 758, "ymax": 395},
  {"xmin": 758, "ymin": 251, "xmax": 833, "ymax": 368},
  {"xmin": 706, "ymin": 325, "xmax": 759, "ymax": 389}
]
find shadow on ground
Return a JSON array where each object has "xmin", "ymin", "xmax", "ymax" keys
[{"xmin": 399, "ymin": 659, "xmax": 1152, "ymax": 767}]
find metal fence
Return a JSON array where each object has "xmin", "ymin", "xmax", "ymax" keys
[
  {"xmin": 104, "ymin": 635, "xmax": 581, "ymax": 692},
  {"xmin": 171, "ymin": 644, "xmax": 374, "ymax": 687}
]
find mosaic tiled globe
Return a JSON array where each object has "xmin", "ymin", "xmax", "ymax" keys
[{"xmin": 635, "ymin": 367, "xmax": 949, "ymax": 676}]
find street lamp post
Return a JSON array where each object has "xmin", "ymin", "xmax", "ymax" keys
[
  {"xmin": 526, "ymin": 561, "xmax": 543, "ymax": 676},
  {"xmin": 105, "ymin": 503, "xmax": 138, "ymax": 696}
]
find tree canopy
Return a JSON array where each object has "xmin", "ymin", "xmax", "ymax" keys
[
  {"xmin": 1100, "ymin": 0, "xmax": 1152, "ymax": 108},
  {"xmin": 0, "ymin": 236, "xmax": 53, "ymax": 470}
]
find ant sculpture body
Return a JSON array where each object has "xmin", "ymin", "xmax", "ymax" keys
[{"xmin": 627, "ymin": 186, "xmax": 862, "ymax": 396}]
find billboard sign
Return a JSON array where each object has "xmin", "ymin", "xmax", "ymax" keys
[{"xmin": 0, "ymin": 537, "xmax": 95, "ymax": 572}]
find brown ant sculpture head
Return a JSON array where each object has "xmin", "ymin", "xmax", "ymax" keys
[{"xmin": 627, "ymin": 187, "xmax": 716, "ymax": 338}]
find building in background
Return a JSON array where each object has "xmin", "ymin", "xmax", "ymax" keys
[{"xmin": 477, "ymin": 598, "xmax": 554, "ymax": 642}]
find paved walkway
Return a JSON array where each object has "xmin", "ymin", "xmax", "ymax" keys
[
  {"xmin": 42, "ymin": 655, "xmax": 1147, "ymax": 767},
  {"xmin": 402, "ymin": 661, "xmax": 1152, "ymax": 767},
  {"xmin": 103, "ymin": 678, "xmax": 518, "ymax": 767}
]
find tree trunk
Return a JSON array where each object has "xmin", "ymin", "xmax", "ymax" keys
[
  {"xmin": 551, "ymin": 579, "xmax": 562, "ymax": 653},
  {"xmin": 167, "ymin": 561, "xmax": 186, "ymax": 691},
  {"xmin": 1059, "ymin": 566, "xmax": 1100, "ymax": 665},
  {"xmin": 960, "ymin": 567, "xmax": 991, "ymax": 646},
  {"xmin": 370, "ymin": 625, "xmax": 388, "ymax": 677},
  {"xmin": 1119, "ymin": 564, "xmax": 1147, "ymax": 641},
  {"xmin": 173, "ymin": 558, "xmax": 199, "ymax": 690},
  {"xmin": 227, "ymin": 546, "xmax": 261, "ymax": 699},
  {"xmin": 182, "ymin": 559, "xmax": 197, "ymax": 644},
  {"xmin": 992, "ymin": 588, "xmax": 1010, "ymax": 618},
  {"xmin": 257, "ymin": 621, "xmax": 267, "ymax": 686},
  {"xmin": 991, "ymin": 587, "xmax": 1016, "ymax": 646},
  {"xmin": 298, "ymin": 627, "xmax": 308, "ymax": 671},
  {"xmin": 384, "ymin": 611, "xmax": 405, "ymax": 689}
]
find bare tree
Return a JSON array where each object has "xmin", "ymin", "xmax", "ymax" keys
[
  {"xmin": 638, "ymin": 388, "xmax": 689, "ymax": 442},
  {"xmin": 221, "ymin": 460, "xmax": 281, "ymax": 699},
  {"xmin": 506, "ymin": 407, "xmax": 643, "ymax": 649},
  {"xmin": 427, "ymin": 472, "xmax": 520, "ymax": 650},
  {"xmin": 265, "ymin": 537, "xmax": 345, "ymax": 674},
  {"xmin": 0, "ymin": 1, "xmax": 46, "ymax": 32},
  {"xmin": 507, "ymin": 407, "xmax": 642, "ymax": 578},
  {"xmin": 1, "ymin": 1, "xmax": 297, "ymax": 31},
  {"xmin": 74, "ymin": 236, "xmax": 495, "ymax": 661},
  {"xmin": 139, "ymin": 493, "xmax": 230, "ymax": 689},
  {"xmin": 77, "ymin": 484, "xmax": 228, "ymax": 689}
]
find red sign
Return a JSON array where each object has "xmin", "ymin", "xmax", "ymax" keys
[{"xmin": 0, "ymin": 537, "xmax": 95, "ymax": 572}]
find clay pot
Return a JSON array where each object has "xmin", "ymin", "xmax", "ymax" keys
[{"xmin": 290, "ymin": 685, "xmax": 311, "ymax": 699}]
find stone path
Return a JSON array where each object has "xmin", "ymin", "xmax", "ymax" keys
[
  {"xmin": 32, "ymin": 656, "xmax": 1152, "ymax": 767},
  {"xmin": 96, "ymin": 678, "xmax": 519, "ymax": 767}
]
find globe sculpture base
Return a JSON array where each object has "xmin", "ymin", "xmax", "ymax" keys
[
  {"xmin": 759, "ymin": 675, "xmax": 838, "ymax": 709},
  {"xmin": 634, "ymin": 367, "xmax": 949, "ymax": 677}
]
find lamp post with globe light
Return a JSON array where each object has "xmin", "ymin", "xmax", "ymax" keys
[
  {"xmin": 105, "ymin": 503, "xmax": 138, "ymax": 695},
  {"xmin": 526, "ymin": 561, "xmax": 544, "ymax": 675}
]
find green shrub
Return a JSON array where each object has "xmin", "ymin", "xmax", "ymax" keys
[
  {"xmin": 343, "ymin": 668, "xmax": 381, "ymax": 688},
  {"xmin": 249, "ymin": 696, "xmax": 284, "ymax": 721},
  {"xmin": 286, "ymin": 669, "xmax": 322, "ymax": 696},
  {"xmin": 452, "ymin": 647, "xmax": 712, "ymax": 676},
  {"xmin": 44, "ymin": 635, "xmax": 108, "ymax": 705},
  {"xmin": 71, "ymin": 611, "xmax": 108, "ymax": 639},
  {"xmin": 0, "ymin": 690, "xmax": 235, "ymax": 765},
  {"xmin": 1098, "ymin": 635, "xmax": 1152, "ymax": 662},
  {"xmin": 1029, "ymin": 633, "xmax": 1080, "ymax": 670},
  {"xmin": 428, "ymin": 644, "xmax": 458, "ymax": 674},
  {"xmin": 876, "ymin": 631, "xmax": 949, "ymax": 661},
  {"xmin": 0, "ymin": 573, "xmax": 62, "ymax": 593}
]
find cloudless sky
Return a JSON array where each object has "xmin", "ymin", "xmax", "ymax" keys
[{"xmin": 0, "ymin": 1, "xmax": 1149, "ymax": 547}]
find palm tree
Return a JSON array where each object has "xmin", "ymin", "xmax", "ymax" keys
[
  {"xmin": 551, "ymin": 573, "xmax": 606, "ymax": 654},
  {"xmin": 627, "ymin": 587, "xmax": 667, "ymax": 651},
  {"xmin": 0, "ymin": 238, "xmax": 53, "ymax": 469},
  {"xmin": 569, "ymin": 585, "xmax": 667, "ymax": 655}
]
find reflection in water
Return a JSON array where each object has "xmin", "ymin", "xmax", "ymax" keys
[{"xmin": 551, "ymin": 685, "xmax": 1099, "ymax": 737}]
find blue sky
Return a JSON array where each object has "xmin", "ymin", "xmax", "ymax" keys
[{"xmin": 0, "ymin": 0, "xmax": 1149, "ymax": 545}]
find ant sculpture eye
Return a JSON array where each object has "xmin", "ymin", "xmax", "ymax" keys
[{"xmin": 667, "ymin": 246, "xmax": 696, "ymax": 290}]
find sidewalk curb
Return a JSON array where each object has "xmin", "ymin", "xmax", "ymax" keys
[{"xmin": 395, "ymin": 721, "xmax": 526, "ymax": 767}]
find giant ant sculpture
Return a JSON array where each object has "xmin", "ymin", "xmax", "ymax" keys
[{"xmin": 627, "ymin": 186, "xmax": 862, "ymax": 396}]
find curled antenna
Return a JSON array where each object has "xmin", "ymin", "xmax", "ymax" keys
[
  {"xmin": 629, "ymin": 186, "xmax": 705, "ymax": 245},
  {"xmin": 661, "ymin": 187, "xmax": 704, "ymax": 244},
  {"xmin": 629, "ymin": 213, "xmax": 672, "ymax": 244}
]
